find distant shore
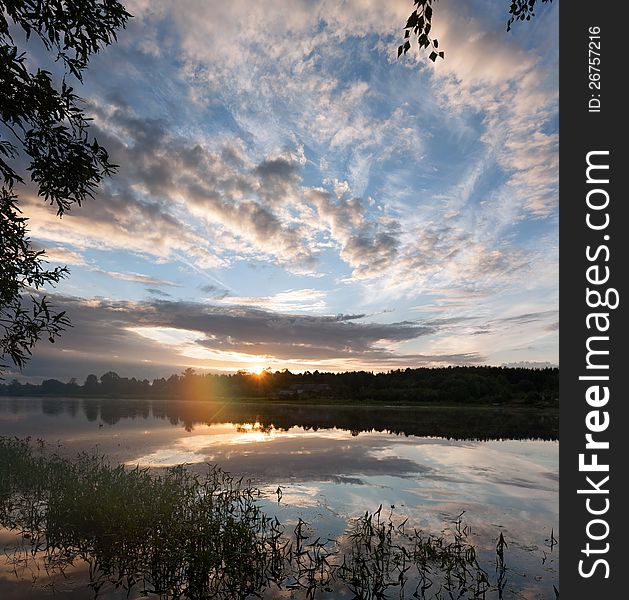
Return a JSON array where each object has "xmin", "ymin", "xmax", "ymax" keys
[{"xmin": 1, "ymin": 365, "xmax": 559, "ymax": 407}]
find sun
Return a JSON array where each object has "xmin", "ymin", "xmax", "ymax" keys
[{"xmin": 248, "ymin": 365, "xmax": 265, "ymax": 375}]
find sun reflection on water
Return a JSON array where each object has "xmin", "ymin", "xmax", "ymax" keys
[{"xmin": 126, "ymin": 422, "xmax": 354, "ymax": 467}]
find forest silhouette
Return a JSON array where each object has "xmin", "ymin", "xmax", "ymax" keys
[{"xmin": 1, "ymin": 366, "xmax": 558, "ymax": 406}]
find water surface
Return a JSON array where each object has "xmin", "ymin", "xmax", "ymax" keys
[{"xmin": 0, "ymin": 397, "xmax": 558, "ymax": 598}]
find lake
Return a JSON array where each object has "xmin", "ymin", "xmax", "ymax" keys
[{"xmin": 0, "ymin": 397, "xmax": 558, "ymax": 599}]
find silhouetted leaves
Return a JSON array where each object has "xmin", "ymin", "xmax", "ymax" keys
[
  {"xmin": 507, "ymin": 0, "xmax": 553, "ymax": 32},
  {"xmin": 398, "ymin": 1, "xmax": 443, "ymax": 61},
  {"xmin": 0, "ymin": 188, "xmax": 70, "ymax": 371},
  {"xmin": 399, "ymin": 0, "xmax": 553, "ymax": 62},
  {"xmin": 0, "ymin": 1, "xmax": 131, "ymax": 375}
]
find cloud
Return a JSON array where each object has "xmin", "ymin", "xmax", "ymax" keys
[
  {"xmin": 145, "ymin": 288, "xmax": 172, "ymax": 298},
  {"xmin": 18, "ymin": 294, "xmax": 483, "ymax": 381},
  {"xmin": 33, "ymin": 1, "xmax": 556, "ymax": 293},
  {"xmin": 33, "ymin": 243, "xmax": 181, "ymax": 287},
  {"xmin": 305, "ymin": 188, "xmax": 401, "ymax": 278},
  {"xmin": 42, "ymin": 107, "xmax": 320, "ymax": 273},
  {"xmin": 493, "ymin": 310, "xmax": 558, "ymax": 326},
  {"xmin": 12, "ymin": 0, "xmax": 558, "ymax": 374},
  {"xmin": 95, "ymin": 108, "xmax": 316, "ymax": 264},
  {"xmin": 215, "ymin": 288, "xmax": 328, "ymax": 313},
  {"xmin": 25, "ymin": 187, "xmax": 225, "ymax": 269},
  {"xmin": 427, "ymin": 1, "xmax": 558, "ymax": 218},
  {"xmin": 89, "ymin": 268, "xmax": 181, "ymax": 287},
  {"xmin": 199, "ymin": 284, "xmax": 230, "ymax": 299},
  {"xmin": 41, "ymin": 247, "xmax": 87, "ymax": 266}
]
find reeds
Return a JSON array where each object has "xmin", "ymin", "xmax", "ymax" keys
[{"xmin": 0, "ymin": 437, "xmax": 556, "ymax": 599}]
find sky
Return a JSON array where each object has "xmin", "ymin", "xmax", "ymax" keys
[{"xmin": 15, "ymin": 0, "xmax": 559, "ymax": 382}]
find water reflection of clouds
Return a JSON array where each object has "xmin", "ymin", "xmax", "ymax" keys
[
  {"xmin": 263, "ymin": 484, "xmax": 324, "ymax": 508},
  {"xmin": 1, "ymin": 402, "xmax": 558, "ymax": 598},
  {"xmin": 127, "ymin": 424, "xmax": 435, "ymax": 482},
  {"xmin": 122, "ymin": 419, "xmax": 559, "ymax": 574}
]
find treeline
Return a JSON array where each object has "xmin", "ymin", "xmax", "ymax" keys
[{"xmin": 0, "ymin": 366, "xmax": 558, "ymax": 406}]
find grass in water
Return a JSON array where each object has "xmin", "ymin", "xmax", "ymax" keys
[{"xmin": 0, "ymin": 437, "xmax": 556, "ymax": 599}]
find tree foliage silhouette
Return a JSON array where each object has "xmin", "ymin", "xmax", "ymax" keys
[
  {"xmin": 0, "ymin": 1, "xmax": 131, "ymax": 375},
  {"xmin": 399, "ymin": 0, "xmax": 553, "ymax": 61}
]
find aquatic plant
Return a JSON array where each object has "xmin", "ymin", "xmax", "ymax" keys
[{"xmin": 0, "ymin": 437, "xmax": 557, "ymax": 599}]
